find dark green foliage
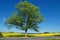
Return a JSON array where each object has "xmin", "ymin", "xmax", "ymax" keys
[
  {"xmin": 5, "ymin": 1, "xmax": 44, "ymax": 35},
  {"xmin": 0, "ymin": 32, "xmax": 3, "ymax": 37},
  {"xmin": 44, "ymin": 32, "xmax": 49, "ymax": 34}
]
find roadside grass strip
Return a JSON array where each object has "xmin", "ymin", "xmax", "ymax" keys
[{"xmin": 47, "ymin": 38, "xmax": 60, "ymax": 40}]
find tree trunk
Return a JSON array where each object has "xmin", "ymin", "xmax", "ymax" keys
[
  {"xmin": 25, "ymin": 28, "xmax": 27, "ymax": 37},
  {"xmin": 24, "ymin": 11, "xmax": 28, "ymax": 37}
]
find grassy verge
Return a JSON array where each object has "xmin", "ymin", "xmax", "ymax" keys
[{"xmin": 47, "ymin": 39, "xmax": 60, "ymax": 40}]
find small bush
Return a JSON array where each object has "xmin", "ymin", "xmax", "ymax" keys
[
  {"xmin": 0, "ymin": 32, "xmax": 3, "ymax": 37},
  {"xmin": 44, "ymin": 32, "xmax": 49, "ymax": 34}
]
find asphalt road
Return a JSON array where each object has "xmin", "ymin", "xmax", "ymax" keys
[{"xmin": 0, "ymin": 36, "xmax": 60, "ymax": 40}]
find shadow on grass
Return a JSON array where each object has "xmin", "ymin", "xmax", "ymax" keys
[{"xmin": 8, "ymin": 35, "xmax": 35, "ymax": 37}]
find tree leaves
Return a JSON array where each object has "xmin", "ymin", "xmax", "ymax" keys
[{"xmin": 5, "ymin": 1, "xmax": 44, "ymax": 33}]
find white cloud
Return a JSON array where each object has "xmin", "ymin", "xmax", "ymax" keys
[{"xmin": 3, "ymin": 18, "xmax": 6, "ymax": 21}]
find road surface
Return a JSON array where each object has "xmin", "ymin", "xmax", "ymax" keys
[{"xmin": 0, "ymin": 36, "xmax": 60, "ymax": 40}]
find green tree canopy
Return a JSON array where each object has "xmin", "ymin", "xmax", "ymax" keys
[{"xmin": 5, "ymin": 1, "xmax": 44, "ymax": 36}]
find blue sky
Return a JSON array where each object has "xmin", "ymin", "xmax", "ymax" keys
[{"xmin": 0, "ymin": 0, "xmax": 60, "ymax": 33}]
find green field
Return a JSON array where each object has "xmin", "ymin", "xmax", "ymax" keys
[{"xmin": 0, "ymin": 32, "xmax": 60, "ymax": 37}]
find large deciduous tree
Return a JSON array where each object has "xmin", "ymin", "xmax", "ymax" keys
[{"xmin": 5, "ymin": 1, "xmax": 44, "ymax": 37}]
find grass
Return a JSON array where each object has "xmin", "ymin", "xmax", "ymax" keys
[
  {"xmin": 47, "ymin": 39, "xmax": 60, "ymax": 40},
  {"xmin": 2, "ymin": 33, "xmax": 54, "ymax": 37},
  {"xmin": 0, "ymin": 32, "xmax": 60, "ymax": 37}
]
